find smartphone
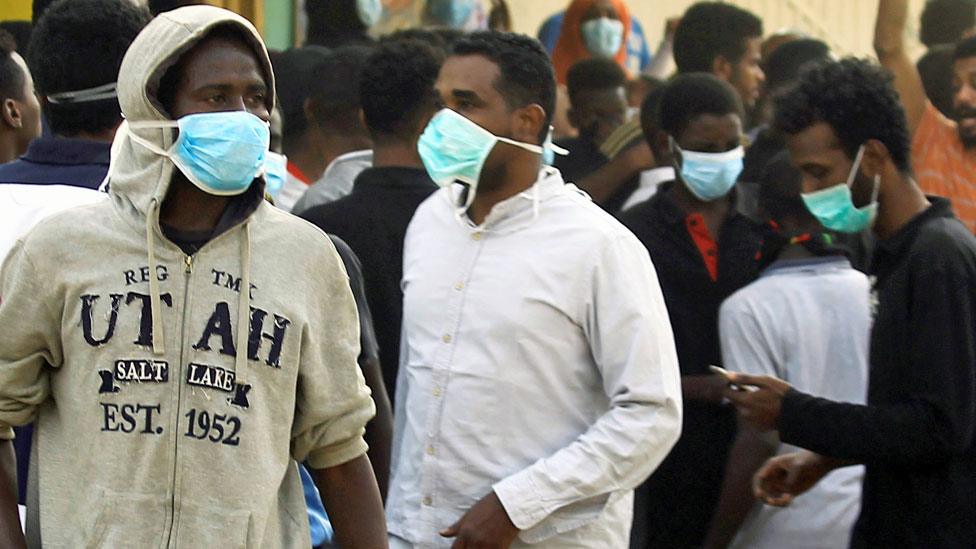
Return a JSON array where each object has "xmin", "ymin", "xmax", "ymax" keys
[{"xmin": 710, "ymin": 365, "xmax": 746, "ymax": 391}]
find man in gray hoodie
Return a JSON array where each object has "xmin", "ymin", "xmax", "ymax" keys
[{"xmin": 0, "ymin": 6, "xmax": 386, "ymax": 548}]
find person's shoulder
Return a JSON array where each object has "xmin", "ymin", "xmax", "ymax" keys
[
  {"xmin": 13, "ymin": 194, "xmax": 110, "ymax": 253},
  {"xmin": 296, "ymin": 193, "xmax": 355, "ymax": 229},
  {"xmin": 615, "ymin": 188, "xmax": 664, "ymax": 231},
  {"xmin": 912, "ymin": 212, "xmax": 976, "ymax": 269},
  {"xmin": 257, "ymin": 203, "xmax": 336, "ymax": 251}
]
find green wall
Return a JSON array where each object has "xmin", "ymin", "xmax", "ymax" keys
[{"xmin": 263, "ymin": 0, "xmax": 294, "ymax": 51}]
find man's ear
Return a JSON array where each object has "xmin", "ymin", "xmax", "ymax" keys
[
  {"xmin": 712, "ymin": 55, "xmax": 733, "ymax": 82},
  {"xmin": 1, "ymin": 98, "xmax": 23, "ymax": 129},
  {"xmin": 861, "ymin": 139, "xmax": 892, "ymax": 178},
  {"xmin": 514, "ymin": 103, "xmax": 546, "ymax": 144}
]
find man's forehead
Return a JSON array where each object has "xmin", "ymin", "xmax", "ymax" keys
[
  {"xmin": 438, "ymin": 54, "xmax": 501, "ymax": 93},
  {"xmin": 788, "ymin": 122, "xmax": 846, "ymax": 158},
  {"xmin": 954, "ymin": 56, "xmax": 976, "ymax": 76}
]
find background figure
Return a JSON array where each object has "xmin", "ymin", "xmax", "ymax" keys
[
  {"xmin": 673, "ymin": 1, "xmax": 765, "ymax": 125},
  {"xmin": 917, "ymin": 44, "xmax": 956, "ymax": 117},
  {"xmin": 305, "ymin": 0, "xmax": 376, "ymax": 49},
  {"xmin": 703, "ymin": 152, "xmax": 869, "ymax": 549},
  {"xmin": 301, "ymin": 38, "xmax": 440, "ymax": 408},
  {"xmin": 290, "ymin": 45, "xmax": 375, "ymax": 214},
  {"xmin": 542, "ymin": 0, "xmax": 650, "ymax": 76},
  {"xmin": 919, "ymin": 0, "xmax": 976, "ymax": 48},
  {"xmin": 619, "ymin": 85, "xmax": 672, "ymax": 211},
  {"xmin": 551, "ymin": 0, "xmax": 633, "ymax": 86},
  {"xmin": 268, "ymin": 46, "xmax": 330, "ymax": 211},
  {"xmin": 0, "ymin": 29, "xmax": 39, "ymax": 163},
  {"xmin": 620, "ymin": 73, "xmax": 765, "ymax": 549}
]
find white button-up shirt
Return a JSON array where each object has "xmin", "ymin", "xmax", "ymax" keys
[{"xmin": 386, "ymin": 168, "xmax": 682, "ymax": 547}]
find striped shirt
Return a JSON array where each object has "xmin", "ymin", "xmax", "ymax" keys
[{"xmin": 912, "ymin": 102, "xmax": 976, "ymax": 232}]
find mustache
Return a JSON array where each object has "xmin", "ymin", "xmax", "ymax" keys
[{"xmin": 955, "ymin": 107, "xmax": 976, "ymax": 120}]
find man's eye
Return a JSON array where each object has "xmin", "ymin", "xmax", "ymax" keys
[{"xmin": 207, "ymin": 95, "xmax": 225, "ymax": 104}]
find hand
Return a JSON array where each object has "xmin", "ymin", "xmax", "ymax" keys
[
  {"xmin": 752, "ymin": 451, "xmax": 832, "ymax": 507},
  {"xmin": 665, "ymin": 17, "xmax": 682, "ymax": 40},
  {"xmin": 617, "ymin": 140, "xmax": 655, "ymax": 172},
  {"xmin": 682, "ymin": 374, "xmax": 733, "ymax": 404},
  {"xmin": 722, "ymin": 372, "xmax": 791, "ymax": 431},
  {"xmin": 440, "ymin": 491, "xmax": 519, "ymax": 549}
]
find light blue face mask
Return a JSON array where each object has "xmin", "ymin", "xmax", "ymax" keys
[
  {"xmin": 581, "ymin": 17, "xmax": 625, "ymax": 58},
  {"xmin": 356, "ymin": 0, "xmax": 383, "ymax": 27},
  {"xmin": 418, "ymin": 108, "xmax": 544, "ymax": 207},
  {"xmin": 672, "ymin": 138, "xmax": 745, "ymax": 201},
  {"xmin": 800, "ymin": 146, "xmax": 880, "ymax": 233},
  {"xmin": 126, "ymin": 111, "xmax": 270, "ymax": 196},
  {"xmin": 427, "ymin": 0, "xmax": 475, "ymax": 28},
  {"xmin": 263, "ymin": 151, "xmax": 287, "ymax": 201}
]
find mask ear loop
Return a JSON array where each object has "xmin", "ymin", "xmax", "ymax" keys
[{"xmin": 845, "ymin": 146, "xmax": 867, "ymax": 188}]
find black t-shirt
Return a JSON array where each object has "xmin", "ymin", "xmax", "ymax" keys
[{"xmin": 779, "ymin": 197, "xmax": 976, "ymax": 548}]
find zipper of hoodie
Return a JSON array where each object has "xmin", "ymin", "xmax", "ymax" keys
[{"xmin": 164, "ymin": 253, "xmax": 193, "ymax": 548}]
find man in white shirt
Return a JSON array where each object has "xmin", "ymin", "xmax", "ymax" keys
[{"xmin": 386, "ymin": 31, "xmax": 682, "ymax": 548}]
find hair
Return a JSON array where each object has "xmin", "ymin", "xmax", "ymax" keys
[
  {"xmin": 674, "ymin": 2, "xmax": 763, "ymax": 73},
  {"xmin": 380, "ymin": 28, "xmax": 448, "ymax": 54},
  {"xmin": 0, "ymin": 29, "xmax": 24, "ymax": 102},
  {"xmin": 920, "ymin": 0, "xmax": 976, "ymax": 48},
  {"xmin": 306, "ymin": 45, "xmax": 375, "ymax": 134},
  {"xmin": 147, "ymin": 0, "xmax": 203, "ymax": 16},
  {"xmin": 157, "ymin": 24, "xmax": 263, "ymax": 117},
  {"xmin": 304, "ymin": 0, "xmax": 372, "ymax": 49},
  {"xmin": 28, "ymin": 0, "xmax": 149, "ymax": 137},
  {"xmin": 0, "ymin": 22, "xmax": 32, "ymax": 55},
  {"xmin": 269, "ymin": 46, "xmax": 330, "ymax": 146},
  {"xmin": 758, "ymin": 150, "xmax": 808, "ymax": 221},
  {"xmin": 360, "ymin": 39, "xmax": 442, "ymax": 139},
  {"xmin": 639, "ymin": 85, "xmax": 667, "ymax": 146},
  {"xmin": 566, "ymin": 57, "xmax": 627, "ymax": 104},
  {"xmin": 953, "ymin": 34, "xmax": 976, "ymax": 62},
  {"xmin": 764, "ymin": 38, "xmax": 830, "ymax": 93},
  {"xmin": 918, "ymin": 44, "xmax": 956, "ymax": 118},
  {"xmin": 451, "ymin": 31, "xmax": 556, "ymax": 143},
  {"xmin": 774, "ymin": 58, "xmax": 912, "ymax": 173},
  {"xmin": 658, "ymin": 73, "xmax": 743, "ymax": 138}
]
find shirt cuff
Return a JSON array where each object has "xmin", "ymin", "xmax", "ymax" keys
[
  {"xmin": 492, "ymin": 469, "xmax": 550, "ymax": 531},
  {"xmin": 0, "ymin": 426, "xmax": 13, "ymax": 441},
  {"xmin": 777, "ymin": 387, "xmax": 812, "ymax": 445},
  {"xmin": 304, "ymin": 436, "xmax": 369, "ymax": 470}
]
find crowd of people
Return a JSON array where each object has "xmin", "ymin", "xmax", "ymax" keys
[{"xmin": 0, "ymin": 0, "xmax": 974, "ymax": 547}]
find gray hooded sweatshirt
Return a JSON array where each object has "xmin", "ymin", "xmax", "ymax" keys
[{"xmin": 0, "ymin": 6, "xmax": 374, "ymax": 548}]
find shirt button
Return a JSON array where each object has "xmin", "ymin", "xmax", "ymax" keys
[
  {"xmin": 422, "ymin": 496, "xmax": 432, "ymax": 506},
  {"xmin": 426, "ymin": 445, "xmax": 435, "ymax": 455},
  {"xmin": 433, "ymin": 386, "xmax": 442, "ymax": 397},
  {"xmin": 442, "ymin": 334, "xmax": 452, "ymax": 344},
  {"xmin": 472, "ymin": 232, "xmax": 482, "ymax": 241},
  {"xmin": 454, "ymin": 281, "xmax": 465, "ymax": 291}
]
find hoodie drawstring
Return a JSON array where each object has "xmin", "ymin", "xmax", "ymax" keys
[
  {"xmin": 146, "ymin": 198, "xmax": 166, "ymax": 356},
  {"xmin": 235, "ymin": 222, "xmax": 251, "ymax": 387}
]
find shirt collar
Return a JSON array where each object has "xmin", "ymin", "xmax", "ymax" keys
[
  {"xmin": 467, "ymin": 167, "xmax": 567, "ymax": 229},
  {"xmin": 761, "ymin": 255, "xmax": 852, "ymax": 277},
  {"xmin": 352, "ymin": 166, "xmax": 436, "ymax": 193},
  {"xmin": 639, "ymin": 167, "xmax": 675, "ymax": 189},
  {"xmin": 649, "ymin": 180, "xmax": 742, "ymax": 226},
  {"xmin": 21, "ymin": 136, "xmax": 111, "ymax": 166},
  {"xmin": 874, "ymin": 196, "xmax": 955, "ymax": 260}
]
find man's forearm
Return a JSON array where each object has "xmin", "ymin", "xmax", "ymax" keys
[
  {"xmin": 312, "ymin": 454, "xmax": 387, "ymax": 549},
  {"xmin": 704, "ymin": 424, "xmax": 776, "ymax": 548},
  {"xmin": 874, "ymin": 0, "xmax": 909, "ymax": 58},
  {"xmin": 359, "ymin": 357, "xmax": 393, "ymax": 501},
  {"xmin": 0, "ymin": 440, "xmax": 25, "ymax": 549}
]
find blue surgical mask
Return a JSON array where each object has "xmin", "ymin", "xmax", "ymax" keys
[
  {"xmin": 427, "ymin": 0, "xmax": 475, "ymax": 28},
  {"xmin": 581, "ymin": 17, "xmax": 625, "ymax": 58},
  {"xmin": 356, "ymin": 0, "xmax": 383, "ymax": 27},
  {"xmin": 263, "ymin": 151, "xmax": 287, "ymax": 201},
  {"xmin": 126, "ymin": 111, "xmax": 270, "ymax": 196},
  {"xmin": 801, "ymin": 145, "xmax": 879, "ymax": 233},
  {"xmin": 418, "ymin": 108, "xmax": 543, "ymax": 208},
  {"xmin": 672, "ymin": 138, "xmax": 745, "ymax": 201}
]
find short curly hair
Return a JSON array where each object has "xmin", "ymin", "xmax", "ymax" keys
[
  {"xmin": 28, "ymin": 0, "xmax": 149, "ymax": 136},
  {"xmin": 360, "ymin": 39, "xmax": 442, "ymax": 138},
  {"xmin": 0, "ymin": 29, "xmax": 23, "ymax": 102},
  {"xmin": 773, "ymin": 58, "xmax": 911, "ymax": 173},
  {"xmin": 674, "ymin": 2, "xmax": 763, "ymax": 73},
  {"xmin": 920, "ymin": 0, "xmax": 976, "ymax": 48},
  {"xmin": 451, "ymin": 31, "xmax": 556, "ymax": 143}
]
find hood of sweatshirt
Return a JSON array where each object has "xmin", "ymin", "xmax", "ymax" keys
[{"xmin": 109, "ymin": 4, "xmax": 275, "ymax": 218}]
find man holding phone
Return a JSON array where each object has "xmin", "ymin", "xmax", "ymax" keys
[{"xmin": 723, "ymin": 58, "xmax": 976, "ymax": 548}]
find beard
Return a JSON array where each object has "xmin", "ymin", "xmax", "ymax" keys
[{"xmin": 954, "ymin": 106, "xmax": 976, "ymax": 148}]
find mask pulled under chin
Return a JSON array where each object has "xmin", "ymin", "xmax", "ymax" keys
[{"xmin": 123, "ymin": 110, "xmax": 271, "ymax": 197}]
